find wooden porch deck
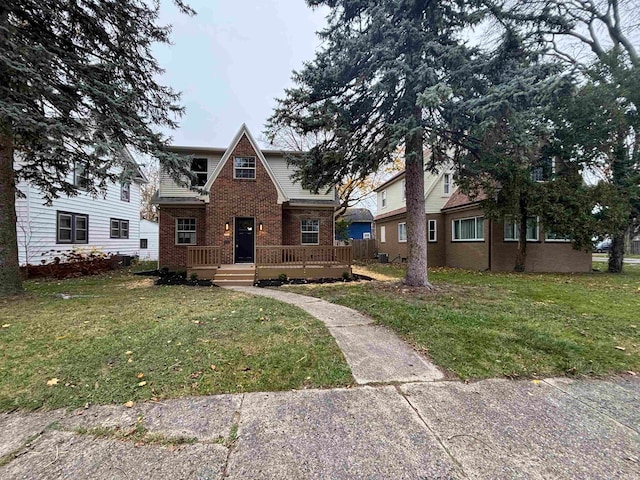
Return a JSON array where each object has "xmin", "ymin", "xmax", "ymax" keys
[{"xmin": 187, "ymin": 246, "xmax": 353, "ymax": 286}]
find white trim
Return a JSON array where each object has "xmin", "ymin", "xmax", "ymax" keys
[
  {"xmin": 233, "ymin": 156, "xmax": 256, "ymax": 179},
  {"xmin": 176, "ymin": 217, "xmax": 197, "ymax": 245},
  {"xmin": 398, "ymin": 222, "xmax": 407, "ymax": 243},
  {"xmin": 428, "ymin": 219, "xmax": 437, "ymax": 242},
  {"xmin": 504, "ymin": 216, "xmax": 540, "ymax": 242},
  {"xmin": 203, "ymin": 124, "xmax": 287, "ymax": 203},
  {"xmin": 443, "ymin": 173, "xmax": 452, "ymax": 196},
  {"xmin": 452, "ymin": 216, "xmax": 484, "ymax": 241},
  {"xmin": 301, "ymin": 218, "xmax": 320, "ymax": 245}
]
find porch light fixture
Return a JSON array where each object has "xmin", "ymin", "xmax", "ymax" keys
[
  {"xmin": 259, "ymin": 222, "xmax": 264, "ymax": 231},
  {"xmin": 225, "ymin": 222, "xmax": 230, "ymax": 231}
]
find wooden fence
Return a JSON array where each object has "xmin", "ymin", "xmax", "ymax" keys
[{"xmin": 351, "ymin": 239, "xmax": 377, "ymax": 260}]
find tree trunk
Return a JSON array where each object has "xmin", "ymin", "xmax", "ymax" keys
[
  {"xmin": 514, "ymin": 197, "xmax": 528, "ymax": 272},
  {"xmin": 608, "ymin": 232, "xmax": 625, "ymax": 273},
  {"xmin": 404, "ymin": 124, "xmax": 429, "ymax": 287},
  {"xmin": 0, "ymin": 134, "xmax": 22, "ymax": 295}
]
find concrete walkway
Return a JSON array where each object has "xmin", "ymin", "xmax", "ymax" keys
[
  {"xmin": 230, "ymin": 286, "xmax": 443, "ymax": 384},
  {"xmin": 1, "ymin": 377, "xmax": 638, "ymax": 479}
]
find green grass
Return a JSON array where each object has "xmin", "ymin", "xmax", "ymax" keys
[
  {"xmin": 289, "ymin": 263, "xmax": 640, "ymax": 380},
  {"xmin": 0, "ymin": 270, "xmax": 352, "ymax": 411}
]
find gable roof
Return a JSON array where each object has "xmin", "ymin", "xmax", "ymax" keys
[
  {"xmin": 442, "ymin": 188, "xmax": 487, "ymax": 210},
  {"xmin": 202, "ymin": 124, "xmax": 287, "ymax": 204},
  {"xmin": 340, "ymin": 208, "xmax": 374, "ymax": 223}
]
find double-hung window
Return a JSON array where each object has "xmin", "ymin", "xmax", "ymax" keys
[
  {"xmin": 452, "ymin": 216, "xmax": 484, "ymax": 241},
  {"xmin": 428, "ymin": 219, "xmax": 437, "ymax": 242},
  {"xmin": 110, "ymin": 219, "xmax": 130, "ymax": 239},
  {"xmin": 504, "ymin": 217, "xmax": 539, "ymax": 242},
  {"xmin": 398, "ymin": 222, "xmax": 407, "ymax": 242},
  {"xmin": 176, "ymin": 218, "xmax": 197, "ymax": 245},
  {"xmin": 57, "ymin": 211, "xmax": 88, "ymax": 244},
  {"xmin": 234, "ymin": 157, "xmax": 256, "ymax": 179},
  {"xmin": 380, "ymin": 226, "xmax": 386, "ymax": 243},
  {"xmin": 381, "ymin": 190, "xmax": 387, "ymax": 208},
  {"xmin": 301, "ymin": 219, "xmax": 320, "ymax": 245},
  {"xmin": 443, "ymin": 173, "xmax": 452, "ymax": 195}
]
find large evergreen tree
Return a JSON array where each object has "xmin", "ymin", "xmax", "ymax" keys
[
  {"xmin": 0, "ymin": 0, "xmax": 195, "ymax": 295},
  {"xmin": 446, "ymin": 31, "xmax": 583, "ymax": 271},
  {"xmin": 265, "ymin": 0, "xmax": 482, "ymax": 287},
  {"xmin": 493, "ymin": 0, "xmax": 640, "ymax": 271}
]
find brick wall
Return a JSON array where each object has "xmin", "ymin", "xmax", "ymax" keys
[
  {"xmin": 159, "ymin": 206, "xmax": 206, "ymax": 270},
  {"xmin": 206, "ymin": 134, "xmax": 282, "ymax": 264},
  {"xmin": 444, "ymin": 207, "xmax": 490, "ymax": 270},
  {"xmin": 490, "ymin": 220, "xmax": 591, "ymax": 272},
  {"xmin": 375, "ymin": 212, "xmax": 445, "ymax": 266},
  {"xmin": 283, "ymin": 207, "xmax": 335, "ymax": 246}
]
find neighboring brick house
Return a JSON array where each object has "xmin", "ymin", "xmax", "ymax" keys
[
  {"xmin": 154, "ymin": 124, "xmax": 338, "ymax": 272},
  {"xmin": 374, "ymin": 170, "xmax": 591, "ymax": 273}
]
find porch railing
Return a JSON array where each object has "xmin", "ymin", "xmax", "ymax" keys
[
  {"xmin": 256, "ymin": 246, "xmax": 353, "ymax": 267},
  {"xmin": 187, "ymin": 246, "xmax": 221, "ymax": 268}
]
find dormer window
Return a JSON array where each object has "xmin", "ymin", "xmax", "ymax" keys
[
  {"xmin": 234, "ymin": 157, "xmax": 256, "ymax": 179},
  {"xmin": 191, "ymin": 158, "xmax": 208, "ymax": 187}
]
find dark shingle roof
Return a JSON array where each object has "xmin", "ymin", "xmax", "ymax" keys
[{"xmin": 340, "ymin": 208, "xmax": 374, "ymax": 223}]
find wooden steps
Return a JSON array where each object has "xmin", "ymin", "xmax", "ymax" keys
[{"xmin": 188, "ymin": 264, "xmax": 256, "ymax": 286}]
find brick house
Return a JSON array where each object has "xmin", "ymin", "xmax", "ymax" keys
[
  {"xmin": 374, "ymin": 170, "xmax": 591, "ymax": 272},
  {"xmin": 154, "ymin": 125, "xmax": 350, "ymax": 284}
]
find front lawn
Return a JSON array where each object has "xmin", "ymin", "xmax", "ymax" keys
[
  {"xmin": 0, "ymin": 271, "xmax": 352, "ymax": 411},
  {"xmin": 287, "ymin": 263, "xmax": 640, "ymax": 380}
]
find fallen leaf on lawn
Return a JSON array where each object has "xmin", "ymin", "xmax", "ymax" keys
[
  {"xmin": 210, "ymin": 365, "xmax": 217, "ymax": 371},
  {"xmin": 137, "ymin": 381, "xmax": 147, "ymax": 387},
  {"xmin": 137, "ymin": 373, "xmax": 144, "ymax": 379},
  {"xmin": 125, "ymin": 351, "xmax": 133, "ymax": 355},
  {"xmin": 532, "ymin": 379, "xmax": 541, "ymax": 385},
  {"xmin": 127, "ymin": 358, "xmax": 133, "ymax": 363},
  {"xmin": 47, "ymin": 378, "xmax": 59, "ymax": 386},
  {"xmin": 615, "ymin": 346, "xmax": 626, "ymax": 351},
  {"xmin": 626, "ymin": 371, "xmax": 637, "ymax": 376},
  {"xmin": 124, "ymin": 401, "xmax": 135, "ymax": 408},
  {"xmin": 2, "ymin": 324, "xmax": 10, "ymax": 328}
]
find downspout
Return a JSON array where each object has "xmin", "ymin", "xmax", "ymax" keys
[{"xmin": 488, "ymin": 219, "xmax": 492, "ymax": 271}]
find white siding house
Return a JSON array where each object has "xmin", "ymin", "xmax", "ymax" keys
[
  {"xmin": 139, "ymin": 219, "xmax": 159, "ymax": 261},
  {"xmin": 15, "ymin": 152, "xmax": 147, "ymax": 265}
]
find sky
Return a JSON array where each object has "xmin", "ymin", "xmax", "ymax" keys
[{"xmin": 154, "ymin": 0, "xmax": 328, "ymax": 148}]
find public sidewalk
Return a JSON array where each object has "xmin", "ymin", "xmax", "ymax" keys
[{"xmin": 1, "ymin": 377, "xmax": 638, "ymax": 479}]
